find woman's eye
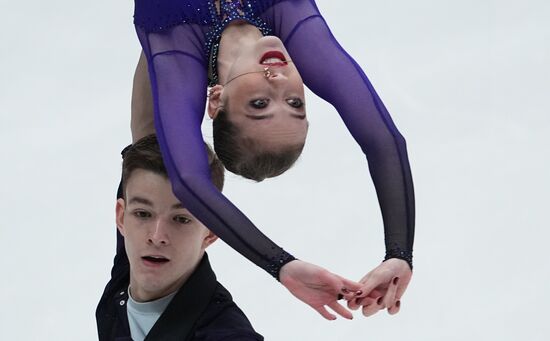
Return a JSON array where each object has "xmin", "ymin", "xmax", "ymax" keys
[
  {"xmin": 133, "ymin": 210, "xmax": 151, "ymax": 219},
  {"xmin": 250, "ymin": 98, "xmax": 269, "ymax": 109},
  {"xmin": 174, "ymin": 216, "xmax": 192, "ymax": 224},
  {"xmin": 287, "ymin": 98, "xmax": 304, "ymax": 108}
]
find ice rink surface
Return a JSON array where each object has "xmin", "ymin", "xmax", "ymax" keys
[{"xmin": 1, "ymin": 0, "xmax": 549, "ymax": 340}]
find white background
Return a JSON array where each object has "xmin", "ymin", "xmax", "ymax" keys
[{"xmin": 1, "ymin": 0, "xmax": 549, "ymax": 340}]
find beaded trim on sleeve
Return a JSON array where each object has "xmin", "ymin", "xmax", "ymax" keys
[
  {"xmin": 266, "ymin": 250, "xmax": 296, "ymax": 281},
  {"xmin": 384, "ymin": 247, "xmax": 413, "ymax": 270}
]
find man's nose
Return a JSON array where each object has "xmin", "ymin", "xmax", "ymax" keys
[{"xmin": 148, "ymin": 219, "xmax": 169, "ymax": 246}]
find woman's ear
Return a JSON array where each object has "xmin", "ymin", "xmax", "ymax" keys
[{"xmin": 207, "ymin": 84, "xmax": 224, "ymax": 119}]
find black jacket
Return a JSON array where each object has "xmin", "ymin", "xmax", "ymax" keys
[{"xmin": 96, "ymin": 253, "xmax": 263, "ymax": 340}]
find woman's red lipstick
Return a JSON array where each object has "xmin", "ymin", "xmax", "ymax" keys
[{"xmin": 260, "ymin": 51, "xmax": 288, "ymax": 66}]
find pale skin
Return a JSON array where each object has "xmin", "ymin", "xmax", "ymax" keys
[
  {"xmin": 117, "ymin": 169, "xmax": 362, "ymax": 318},
  {"xmin": 130, "ymin": 20, "xmax": 412, "ymax": 318},
  {"xmin": 348, "ymin": 259, "xmax": 412, "ymax": 316},
  {"xmin": 116, "ymin": 170, "xmax": 218, "ymax": 302},
  {"xmin": 209, "ymin": 23, "xmax": 413, "ymax": 317},
  {"xmin": 207, "ymin": 25, "xmax": 308, "ymax": 150}
]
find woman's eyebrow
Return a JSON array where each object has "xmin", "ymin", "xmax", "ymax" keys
[
  {"xmin": 171, "ymin": 202, "xmax": 185, "ymax": 210},
  {"xmin": 245, "ymin": 114, "xmax": 273, "ymax": 120},
  {"xmin": 245, "ymin": 112, "xmax": 305, "ymax": 120},
  {"xmin": 290, "ymin": 113, "xmax": 306, "ymax": 119}
]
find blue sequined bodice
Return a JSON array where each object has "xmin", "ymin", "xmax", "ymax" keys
[{"xmin": 206, "ymin": 0, "xmax": 271, "ymax": 86}]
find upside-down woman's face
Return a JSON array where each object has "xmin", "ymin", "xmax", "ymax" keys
[{"xmin": 221, "ymin": 36, "xmax": 308, "ymax": 149}]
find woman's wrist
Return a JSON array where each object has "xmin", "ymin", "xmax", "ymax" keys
[
  {"xmin": 268, "ymin": 251, "xmax": 297, "ymax": 281},
  {"xmin": 384, "ymin": 248, "xmax": 413, "ymax": 270}
]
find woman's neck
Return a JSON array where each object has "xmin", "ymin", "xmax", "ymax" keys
[{"xmin": 217, "ymin": 21, "xmax": 263, "ymax": 85}]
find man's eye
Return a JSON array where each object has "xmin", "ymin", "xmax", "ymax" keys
[
  {"xmin": 250, "ymin": 98, "xmax": 269, "ymax": 109},
  {"xmin": 174, "ymin": 216, "xmax": 192, "ymax": 224},
  {"xmin": 133, "ymin": 210, "xmax": 151, "ymax": 219},
  {"xmin": 286, "ymin": 98, "xmax": 304, "ymax": 108}
]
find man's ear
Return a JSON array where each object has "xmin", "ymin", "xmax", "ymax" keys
[
  {"xmin": 207, "ymin": 84, "xmax": 224, "ymax": 119},
  {"xmin": 202, "ymin": 230, "xmax": 218, "ymax": 250},
  {"xmin": 115, "ymin": 198, "xmax": 126, "ymax": 236}
]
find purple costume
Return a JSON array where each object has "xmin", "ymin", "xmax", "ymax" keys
[{"xmin": 133, "ymin": 0, "xmax": 415, "ymax": 279}]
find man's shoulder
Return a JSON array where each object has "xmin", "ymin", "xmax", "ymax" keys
[
  {"xmin": 96, "ymin": 261, "xmax": 130, "ymax": 341},
  {"xmin": 192, "ymin": 282, "xmax": 264, "ymax": 341}
]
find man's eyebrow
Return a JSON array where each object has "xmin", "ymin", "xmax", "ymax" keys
[{"xmin": 127, "ymin": 197, "xmax": 153, "ymax": 206}]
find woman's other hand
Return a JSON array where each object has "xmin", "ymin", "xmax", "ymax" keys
[
  {"xmin": 279, "ymin": 260, "xmax": 362, "ymax": 320},
  {"xmin": 348, "ymin": 258, "xmax": 412, "ymax": 316}
]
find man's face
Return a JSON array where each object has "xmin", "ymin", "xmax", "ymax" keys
[{"xmin": 116, "ymin": 170, "xmax": 217, "ymax": 302}]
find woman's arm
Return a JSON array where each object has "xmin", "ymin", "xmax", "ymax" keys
[
  {"xmin": 265, "ymin": 0, "xmax": 415, "ymax": 269},
  {"xmin": 134, "ymin": 24, "xmax": 296, "ymax": 278},
  {"xmin": 133, "ymin": 22, "xmax": 363, "ymax": 319},
  {"xmin": 131, "ymin": 52, "xmax": 155, "ymax": 143},
  {"xmin": 262, "ymin": 0, "xmax": 415, "ymax": 314}
]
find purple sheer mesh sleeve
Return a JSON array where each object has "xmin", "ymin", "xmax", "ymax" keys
[
  {"xmin": 259, "ymin": 0, "xmax": 415, "ymax": 268},
  {"xmin": 134, "ymin": 23, "xmax": 295, "ymax": 279}
]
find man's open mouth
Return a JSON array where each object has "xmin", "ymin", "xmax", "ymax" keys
[{"xmin": 142, "ymin": 255, "xmax": 169, "ymax": 264}]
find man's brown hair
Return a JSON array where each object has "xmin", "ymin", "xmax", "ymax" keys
[{"xmin": 121, "ymin": 134, "xmax": 224, "ymax": 194}]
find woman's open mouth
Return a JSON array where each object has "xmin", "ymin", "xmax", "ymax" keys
[{"xmin": 260, "ymin": 51, "xmax": 288, "ymax": 66}]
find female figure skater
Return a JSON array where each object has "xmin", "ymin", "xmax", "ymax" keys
[{"xmin": 130, "ymin": 0, "xmax": 414, "ymax": 318}]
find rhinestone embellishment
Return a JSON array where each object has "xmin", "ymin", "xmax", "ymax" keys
[{"xmin": 206, "ymin": 0, "xmax": 272, "ymax": 86}]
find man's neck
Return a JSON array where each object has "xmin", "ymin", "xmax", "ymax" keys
[
  {"xmin": 217, "ymin": 21, "xmax": 263, "ymax": 85},
  {"xmin": 128, "ymin": 286, "xmax": 178, "ymax": 312},
  {"xmin": 129, "ymin": 268, "xmax": 194, "ymax": 302}
]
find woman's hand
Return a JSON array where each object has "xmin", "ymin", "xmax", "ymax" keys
[
  {"xmin": 279, "ymin": 260, "xmax": 362, "ymax": 320},
  {"xmin": 348, "ymin": 258, "xmax": 412, "ymax": 316}
]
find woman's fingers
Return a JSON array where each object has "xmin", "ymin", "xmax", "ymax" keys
[
  {"xmin": 387, "ymin": 300, "xmax": 401, "ymax": 315},
  {"xmin": 362, "ymin": 300, "xmax": 383, "ymax": 317},
  {"xmin": 355, "ymin": 276, "xmax": 384, "ymax": 298},
  {"xmin": 347, "ymin": 298, "xmax": 361, "ymax": 311},
  {"xmin": 347, "ymin": 295, "xmax": 372, "ymax": 310},
  {"xmin": 340, "ymin": 278, "xmax": 364, "ymax": 296},
  {"xmin": 348, "ymin": 296, "xmax": 374, "ymax": 312},
  {"xmin": 383, "ymin": 277, "xmax": 399, "ymax": 308},
  {"xmin": 357, "ymin": 296, "xmax": 377, "ymax": 307},
  {"xmin": 347, "ymin": 286, "xmax": 383, "ymax": 310},
  {"xmin": 395, "ymin": 276, "xmax": 411, "ymax": 301},
  {"xmin": 360, "ymin": 290, "xmax": 386, "ymax": 317}
]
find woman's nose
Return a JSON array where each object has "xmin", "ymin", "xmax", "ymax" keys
[{"xmin": 268, "ymin": 71, "xmax": 287, "ymax": 81}]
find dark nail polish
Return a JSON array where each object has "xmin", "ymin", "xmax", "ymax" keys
[
  {"xmin": 396, "ymin": 300, "xmax": 401, "ymax": 308},
  {"xmin": 355, "ymin": 290, "xmax": 363, "ymax": 296},
  {"xmin": 377, "ymin": 297, "xmax": 383, "ymax": 305},
  {"xmin": 393, "ymin": 277, "xmax": 399, "ymax": 285}
]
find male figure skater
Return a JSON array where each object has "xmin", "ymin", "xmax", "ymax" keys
[{"xmin": 96, "ymin": 134, "xmax": 263, "ymax": 340}]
